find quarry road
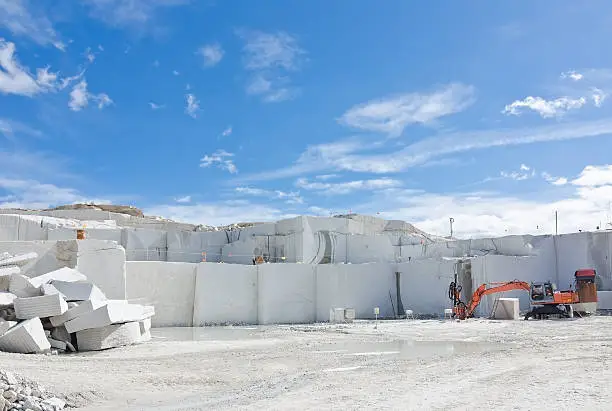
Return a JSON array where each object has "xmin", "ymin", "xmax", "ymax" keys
[{"xmin": 2, "ymin": 317, "xmax": 612, "ymax": 410}]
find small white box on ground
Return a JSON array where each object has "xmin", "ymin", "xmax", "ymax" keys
[
  {"xmin": 64, "ymin": 302, "xmax": 154, "ymax": 333},
  {"xmin": 0, "ymin": 317, "xmax": 51, "ymax": 353},
  {"xmin": 14, "ymin": 294, "xmax": 68, "ymax": 320},
  {"xmin": 76, "ymin": 321, "xmax": 142, "ymax": 351},
  {"xmin": 138, "ymin": 318, "xmax": 151, "ymax": 342},
  {"xmin": 493, "ymin": 298, "xmax": 520, "ymax": 320}
]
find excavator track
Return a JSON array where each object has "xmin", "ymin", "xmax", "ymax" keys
[{"xmin": 524, "ymin": 304, "xmax": 572, "ymax": 320}]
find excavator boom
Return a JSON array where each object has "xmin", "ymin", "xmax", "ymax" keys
[{"xmin": 465, "ymin": 280, "xmax": 531, "ymax": 318}]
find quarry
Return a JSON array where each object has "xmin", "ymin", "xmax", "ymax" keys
[{"xmin": 1, "ymin": 205, "xmax": 612, "ymax": 410}]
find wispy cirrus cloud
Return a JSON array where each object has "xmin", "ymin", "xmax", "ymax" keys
[
  {"xmin": 81, "ymin": 0, "xmax": 190, "ymax": 31},
  {"xmin": 0, "ymin": 0, "xmax": 65, "ymax": 50},
  {"xmin": 0, "ymin": 118, "xmax": 43, "ymax": 140},
  {"xmin": 238, "ymin": 29, "xmax": 306, "ymax": 103},
  {"xmin": 200, "ymin": 150, "xmax": 237, "ymax": 174},
  {"xmin": 339, "ymin": 83, "xmax": 476, "ymax": 137},
  {"xmin": 235, "ymin": 186, "xmax": 303, "ymax": 204},
  {"xmin": 197, "ymin": 43, "xmax": 224, "ymax": 67},
  {"xmin": 238, "ymin": 118, "xmax": 612, "ymax": 182},
  {"xmin": 295, "ymin": 177, "xmax": 402, "ymax": 195}
]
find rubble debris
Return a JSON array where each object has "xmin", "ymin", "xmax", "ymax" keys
[
  {"xmin": 0, "ymin": 252, "xmax": 155, "ymax": 354},
  {"xmin": 0, "ymin": 369, "xmax": 67, "ymax": 410}
]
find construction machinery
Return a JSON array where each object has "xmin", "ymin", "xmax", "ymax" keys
[{"xmin": 448, "ymin": 269, "xmax": 598, "ymax": 320}]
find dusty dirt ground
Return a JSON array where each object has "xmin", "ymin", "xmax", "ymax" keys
[{"xmin": 2, "ymin": 316, "xmax": 612, "ymax": 410}]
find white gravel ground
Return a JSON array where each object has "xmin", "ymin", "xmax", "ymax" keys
[{"xmin": 1, "ymin": 316, "xmax": 612, "ymax": 410}]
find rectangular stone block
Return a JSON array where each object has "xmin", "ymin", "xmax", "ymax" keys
[
  {"xmin": 49, "ymin": 299, "xmax": 107, "ymax": 327},
  {"xmin": 29, "ymin": 267, "xmax": 87, "ymax": 288},
  {"xmin": 64, "ymin": 302, "xmax": 154, "ymax": 333},
  {"xmin": 138, "ymin": 318, "xmax": 151, "ymax": 342},
  {"xmin": 0, "ymin": 317, "xmax": 51, "ymax": 353},
  {"xmin": 14, "ymin": 294, "xmax": 68, "ymax": 320},
  {"xmin": 493, "ymin": 298, "xmax": 520, "ymax": 320},
  {"xmin": 49, "ymin": 280, "xmax": 106, "ymax": 302},
  {"xmin": 0, "ymin": 320, "xmax": 17, "ymax": 336},
  {"xmin": 76, "ymin": 321, "xmax": 142, "ymax": 351}
]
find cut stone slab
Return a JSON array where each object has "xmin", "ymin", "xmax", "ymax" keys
[
  {"xmin": 28, "ymin": 267, "xmax": 87, "ymax": 288},
  {"xmin": 0, "ymin": 252, "xmax": 38, "ymax": 267},
  {"xmin": 49, "ymin": 280, "xmax": 106, "ymax": 302},
  {"xmin": 493, "ymin": 297, "xmax": 520, "ymax": 320},
  {"xmin": 49, "ymin": 299, "xmax": 107, "ymax": 327},
  {"xmin": 64, "ymin": 302, "xmax": 154, "ymax": 333},
  {"xmin": 14, "ymin": 294, "xmax": 68, "ymax": 320},
  {"xmin": 0, "ymin": 266, "xmax": 20, "ymax": 291},
  {"xmin": 0, "ymin": 292, "xmax": 16, "ymax": 306},
  {"xmin": 0, "ymin": 317, "xmax": 51, "ymax": 353},
  {"xmin": 0, "ymin": 319, "xmax": 17, "ymax": 336},
  {"xmin": 9, "ymin": 275, "xmax": 41, "ymax": 298},
  {"xmin": 138, "ymin": 318, "xmax": 151, "ymax": 342},
  {"xmin": 76, "ymin": 321, "xmax": 142, "ymax": 351}
]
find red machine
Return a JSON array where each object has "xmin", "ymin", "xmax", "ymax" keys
[{"xmin": 449, "ymin": 269, "xmax": 598, "ymax": 320}]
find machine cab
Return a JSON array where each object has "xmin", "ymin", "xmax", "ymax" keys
[{"xmin": 530, "ymin": 281, "xmax": 556, "ymax": 303}]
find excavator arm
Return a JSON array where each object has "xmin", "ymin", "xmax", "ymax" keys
[{"xmin": 454, "ymin": 280, "xmax": 531, "ymax": 319}]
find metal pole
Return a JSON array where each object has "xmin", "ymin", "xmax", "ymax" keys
[
  {"xmin": 555, "ymin": 211, "xmax": 558, "ymax": 235},
  {"xmin": 449, "ymin": 217, "xmax": 454, "ymax": 238}
]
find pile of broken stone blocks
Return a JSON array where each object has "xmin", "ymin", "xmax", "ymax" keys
[{"xmin": 0, "ymin": 252, "xmax": 154, "ymax": 354}]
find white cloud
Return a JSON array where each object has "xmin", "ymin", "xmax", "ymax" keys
[
  {"xmin": 0, "ymin": 0, "xmax": 65, "ymax": 50},
  {"xmin": 174, "ymin": 195, "xmax": 191, "ymax": 203},
  {"xmin": 571, "ymin": 165, "xmax": 612, "ymax": 187},
  {"xmin": 144, "ymin": 201, "xmax": 298, "ymax": 227},
  {"xmin": 542, "ymin": 172, "xmax": 568, "ymax": 186},
  {"xmin": 315, "ymin": 174, "xmax": 339, "ymax": 181},
  {"xmin": 239, "ymin": 118, "xmax": 612, "ymax": 182},
  {"xmin": 339, "ymin": 83, "xmax": 476, "ymax": 137},
  {"xmin": 295, "ymin": 177, "xmax": 402, "ymax": 195},
  {"xmin": 235, "ymin": 186, "xmax": 303, "ymax": 204},
  {"xmin": 149, "ymin": 102, "xmax": 164, "ymax": 110},
  {"xmin": 68, "ymin": 80, "xmax": 113, "ymax": 111},
  {"xmin": 502, "ymin": 96, "xmax": 587, "ymax": 118},
  {"xmin": 84, "ymin": 47, "xmax": 96, "ymax": 63},
  {"xmin": 238, "ymin": 29, "xmax": 305, "ymax": 103},
  {"xmin": 0, "ymin": 118, "xmax": 42, "ymax": 140},
  {"xmin": 0, "ymin": 177, "xmax": 107, "ymax": 209},
  {"xmin": 0, "ymin": 39, "xmax": 61, "ymax": 96},
  {"xmin": 185, "ymin": 93, "xmax": 200, "ymax": 118},
  {"xmin": 197, "ymin": 43, "xmax": 224, "ymax": 67},
  {"xmin": 591, "ymin": 87, "xmax": 607, "ymax": 107},
  {"xmin": 560, "ymin": 70, "xmax": 584, "ymax": 81},
  {"xmin": 82, "ymin": 0, "xmax": 189, "ymax": 29},
  {"xmin": 220, "ymin": 126, "xmax": 232, "ymax": 137},
  {"xmin": 200, "ymin": 150, "xmax": 237, "ymax": 174},
  {"xmin": 172, "ymin": 70, "xmax": 179, "ymax": 76},
  {"xmin": 499, "ymin": 164, "xmax": 535, "ymax": 181}
]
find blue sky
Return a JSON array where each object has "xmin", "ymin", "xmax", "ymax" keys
[{"xmin": 3, "ymin": 0, "xmax": 612, "ymax": 238}]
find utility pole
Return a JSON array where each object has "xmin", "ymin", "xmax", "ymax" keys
[
  {"xmin": 555, "ymin": 211, "xmax": 558, "ymax": 235},
  {"xmin": 449, "ymin": 217, "xmax": 454, "ymax": 239}
]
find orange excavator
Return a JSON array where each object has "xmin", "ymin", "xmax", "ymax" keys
[{"xmin": 448, "ymin": 269, "xmax": 598, "ymax": 320}]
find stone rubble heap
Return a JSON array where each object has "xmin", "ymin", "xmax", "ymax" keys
[
  {"xmin": 0, "ymin": 369, "xmax": 67, "ymax": 411},
  {"xmin": 0, "ymin": 252, "xmax": 154, "ymax": 354}
]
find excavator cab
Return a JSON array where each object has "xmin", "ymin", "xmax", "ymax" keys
[{"xmin": 530, "ymin": 281, "xmax": 556, "ymax": 303}]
